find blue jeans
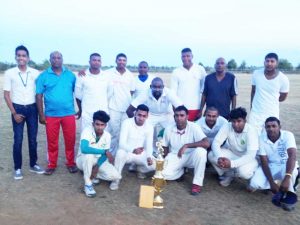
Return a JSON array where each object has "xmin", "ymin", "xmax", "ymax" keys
[{"xmin": 12, "ymin": 103, "xmax": 38, "ymax": 170}]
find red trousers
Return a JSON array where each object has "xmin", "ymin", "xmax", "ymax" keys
[
  {"xmin": 188, "ymin": 110, "xmax": 200, "ymax": 122},
  {"xmin": 45, "ymin": 115, "xmax": 76, "ymax": 169}
]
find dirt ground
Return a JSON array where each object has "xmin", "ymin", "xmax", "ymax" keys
[{"xmin": 0, "ymin": 73, "xmax": 299, "ymax": 225}]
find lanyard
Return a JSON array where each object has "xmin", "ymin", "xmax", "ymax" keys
[{"xmin": 18, "ymin": 71, "xmax": 29, "ymax": 87}]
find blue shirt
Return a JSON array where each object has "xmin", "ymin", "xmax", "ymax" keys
[
  {"xmin": 203, "ymin": 72, "xmax": 237, "ymax": 119},
  {"xmin": 36, "ymin": 67, "xmax": 76, "ymax": 117}
]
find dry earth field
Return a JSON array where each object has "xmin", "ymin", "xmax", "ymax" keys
[{"xmin": 0, "ymin": 72, "xmax": 299, "ymax": 225}]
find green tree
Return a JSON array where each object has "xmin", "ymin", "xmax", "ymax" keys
[
  {"xmin": 278, "ymin": 59, "xmax": 293, "ymax": 70},
  {"xmin": 296, "ymin": 63, "xmax": 300, "ymax": 70},
  {"xmin": 238, "ymin": 61, "xmax": 246, "ymax": 70},
  {"xmin": 227, "ymin": 59, "xmax": 237, "ymax": 70}
]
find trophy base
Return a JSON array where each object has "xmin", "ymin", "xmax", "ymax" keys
[
  {"xmin": 153, "ymin": 195, "xmax": 164, "ymax": 209},
  {"xmin": 153, "ymin": 205, "xmax": 164, "ymax": 209}
]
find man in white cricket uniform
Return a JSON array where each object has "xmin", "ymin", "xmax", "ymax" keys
[
  {"xmin": 209, "ymin": 107, "xmax": 259, "ymax": 187},
  {"xmin": 106, "ymin": 53, "xmax": 135, "ymax": 156},
  {"xmin": 76, "ymin": 110, "xmax": 121, "ymax": 197},
  {"xmin": 75, "ymin": 53, "xmax": 111, "ymax": 131},
  {"xmin": 126, "ymin": 77, "xmax": 182, "ymax": 134},
  {"xmin": 250, "ymin": 53, "xmax": 289, "ymax": 132},
  {"xmin": 196, "ymin": 107, "xmax": 228, "ymax": 148},
  {"xmin": 249, "ymin": 117, "xmax": 299, "ymax": 194},
  {"xmin": 171, "ymin": 48, "xmax": 206, "ymax": 121},
  {"xmin": 132, "ymin": 61, "xmax": 154, "ymax": 99},
  {"xmin": 162, "ymin": 106, "xmax": 210, "ymax": 195},
  {"xmin": 110, "ymin": 104, "xmax": 156, "ymax": 190}
]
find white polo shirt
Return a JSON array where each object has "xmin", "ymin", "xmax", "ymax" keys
[
  {"xmin": 259, "ymin": 130, "xmax": 297, "ymax": 165},
  {"xmin": 212, "ymin": 122, "xmax": 259, "ymax": 168},
  {"xmin": 131, "ymin": 88, "xmax": 182, "ymax": 116},
  {"xmin": 132, "ymin": 74, "xmax": 154, "ymax": 99},
  {"xmin": 75, "ymin": 69, "xmax": 111, "ymax": 115},
  {"xmin": 196, "ymin": 116, "xmax": 228, "ymax": 145},
  {"xmin": 106, "ymin": 67, "xmax": 135, "ymax": 112},
  {"xmin": 119, "ymin": 118, "xmax": 154, "ymax": 158},
  {"xmin": 251, "ymin": 69, "xmax": 289, "ymax": 118},
  {"xmin": 3, "ymin": 66, "xmax": 40, "ymax": 105},
  {"xmin": 171, "ymin": 64, "xmax": 206, "ymax": 110},
  {"xmin": 162, "ymin": 122, "xmax": 207, "ymax": 155},
  {"xmin": 77, "ymin": 127, "xmax": 111, "ymax": 157}
]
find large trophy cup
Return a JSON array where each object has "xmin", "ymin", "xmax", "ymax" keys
[{"xmin": 152, "ymin": 141, "xmax": 167, "ymax": 209}]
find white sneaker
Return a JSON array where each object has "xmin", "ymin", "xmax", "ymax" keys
[
  {"xmin": 84, "ymin": 185, "xmax": 96, "ymax": 197},
  {"xmin": 109, "ymin": 180, "xmax": 120, "ymax": 191},
  {"xmin": 219, "ymin": 176, "xmax": 234, "ymax": 187},
  {"xmin": 137, "ymin": 172, "xmax": 146, "ymax": 179},
  {"xmin": 14, "ymin": 169, "xmax": 23, "ymax": 180},
  {"xmin": 92, "ymin": 178, "xmax": 100, "ymax": 185},
  {"xmin": 29, "ymin": 165, "xmax": 45, "ymax": 174}
]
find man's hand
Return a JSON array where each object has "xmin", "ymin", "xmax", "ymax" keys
[
  {"xmin": 147, "ymin": 157, "xmax": 153, "ymax": 166},
  {"xmin": 217, "ymin": 157, "xmax": 231, "ymax": 169},
  {"xmin": 177, "ymin": 144, "xmax": 188, "ymax": 158},
  {"xmin": 75, "ymin": 110, "xmax": 82, "ymax": 120},
  {"xmin": 280, "ymin": 176, "xmax": 291, "ymax": 193},
  {"xmin": 133, "ymin": 147, "xmax": 144, "ymax": 155},
  {"xmin": 90, "ymin": 165, "xmax": 99, "ymax": 180},
  {"xmin": 270, "ymin": 181, "xmax": 280, "ymax": 194},
  {"xmin": 106, "ymin": 151, "xmax": 114, "ymax": 164},
  {"xmin": 13, "ymin": 113, "xmax": 25, "ymax": 123},
  {"xmin": 78, "ymin": 70, "xmax": 86, "ymax": 77},
  {"xmin": 39, "ymin": 114, "xmax": 46, "ymax": 125}
]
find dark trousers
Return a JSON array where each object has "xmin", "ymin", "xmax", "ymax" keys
[{"xmin": 12, "ymin": 103, "xmax": 38, "ymax": 170}]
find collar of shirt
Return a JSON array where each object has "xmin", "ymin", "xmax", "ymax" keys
[
  {"xmin": 171, "ymin": 122, "xmax": 189, "ymax": 134},
  {"xmin": 47, "ymin": 66, "xmax": 67, "ymax": 75},
  {"xmin": 113, "ymin": 67, "xmax": 129, "ymax": 76},
  {"xmin": 16, "ymin": 66, "xmax": 33, "ymax": 74},
  {"xmin": 138, "ymin": 74, "xmax": 149, "ymax": 82},
  {"xmin": 263, "ymin": 131, "xmax": 283, "ymax": 145},
  {"xmin": 148, "ymin": 88, "xmax": 167, "ymax": 101}
]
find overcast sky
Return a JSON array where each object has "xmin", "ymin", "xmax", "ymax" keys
[{"xmin": 1, "ymin": 0, "xmax": 299, "ymax": 67}]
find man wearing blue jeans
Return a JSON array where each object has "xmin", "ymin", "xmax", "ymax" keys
[{"xmin": 3, "ymin": 45, "xmax": 44, "ymax": 179}]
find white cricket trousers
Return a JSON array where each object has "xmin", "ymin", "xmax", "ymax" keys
[
  {"xmin": 76, "ymin": 154, "xmax": 121, "ymax": 186},
  {"xmin": 250, "ymin": 163, "xmax": 298, "ymax": 193},
  {"xmin": 108, "ymin": 109, "xmax": 128, "ymax": 156},
  {"xmin": 114, "ymin": 149, "xmax": 156, "ymax": 180},
  {"xmin": 162, "ymin": 147, "xmax": 207, "ymax": 186},
  {"xmin": 208, "ymin": 149, "xmax": 258, "ymax": 179}
]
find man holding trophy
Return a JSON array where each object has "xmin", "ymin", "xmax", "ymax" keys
[{"xmin": 161, "ymin": 106, "xmax": 210, "ymax": 195}]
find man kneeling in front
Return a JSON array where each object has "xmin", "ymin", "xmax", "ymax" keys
[
  {"xmin": 162, "ymin": 106, "xmax": 210, "ymax": 195},
  {"xmin": 76, "ymin": 110, "xmax": 121, "ymax": 197}
]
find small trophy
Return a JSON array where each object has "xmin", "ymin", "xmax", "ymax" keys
[{"xmin": 152, "ymin": 141, "xmax": 167, "ymax": 209}]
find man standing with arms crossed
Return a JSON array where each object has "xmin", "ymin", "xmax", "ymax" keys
[
  {"xmin": 106, "ymin": 53, "xmax": 135, "ymax": 156},
  {"xmin": 171, "ymin": 48, "xmax": 206, "ymax": 121},
  {"xmin": 36, "ymin": 51, "xmax": 77, "ymax": 175},
  {"xmin": 4, "ymin": 45, "xmax": 44, "ymax": 179},
  {"xmin": 250, "ymin": 53, "xmax": 289, "ymax": 132}
]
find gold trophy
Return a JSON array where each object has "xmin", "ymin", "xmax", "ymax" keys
[{"xmin": 152, "ymin": 141, "xmax": 167, "ymax": 209}]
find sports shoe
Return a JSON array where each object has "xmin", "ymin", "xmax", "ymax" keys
[
  {"xmin": 44, "ymin": 168, "xmax": 55, "ymax": 175},
  {"xmin": 137, "ymin": 172, "xmax": 146, "ymax": 179},
  {"xmin": 128, "ymin": 164, "xmax": 137, "ymax": 172},
  {"xmin": 246, "ymin": 184, "xmax": 257, "ymax": 193},
  {"xmin": 14, "ymin": 169, "xmax": 23, "ymax": 180},
  {"xmin": 293, "ymin": 167, "xmax": 300, "ymax": 191},
  {"xmin": 68, "ymin": 166, "xmax": 78, "ymax": 173},
  {"xmin": 29, "ymin": 165, "xmax": 45, "ymax": 174},
  {"xmin": 219, "ymin": 175, "xmax": 234, "ymax": 187},
  {"xmin": 92, "ymin": 178, "xmax": 100, "ymax": 185},
  {"xmin": 84, "ymin": 185, "xmax": 96, "ymax": 198},
  {"xmin": 191, "ymin": 184, "xmax": 201, "ymax": 195},
  {"xmin": 109, "ymin": 180, "xmax": 120, "ymax": 191}
]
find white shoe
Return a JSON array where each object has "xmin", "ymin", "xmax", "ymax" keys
[
  {"xmin": 137, "ymin": 172, "xmax": 146, "ymax": 179},
  {"xmin": 109, "ymin": 180, "xmax": 120, "ymax": 191},
  {"xmin": 84, "ymin": 185, "xmax": 96, "ymax": 197},
  {"xmin": 219, "ymin": 176, "xmax": 234, "ymax": 187},
  {"xmin": 14, "ymin": 169, "xmax": 23, "ymax": 180},
  {"xmin": 128, "ymin": 164, "xmax": 137, "ymax": 172},
  {"xmin": 92, "ymin": 178, "xmax": 100, "ymax": 185},
  {"xmin": 29, "ymin": 165, "xmax": 45, "ymax": 174}
]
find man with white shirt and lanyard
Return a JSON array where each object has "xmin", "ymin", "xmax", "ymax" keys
[
  {"xmin": 75, "ymin": 53, "xmax": 111, "ymax": 132},
  {"xmin": 195, "ymin": 107, "xmax": 228, "ymax": 149},
  {"xmin": 106, "ymin": 53, "xmax": 135, "ymax": 156},
  {"xmin": 171, "ymin": 48, "xmax": 206, "ymax": 121},
  {"xmin": 132, "ymin": 61, "xmax": 154, "ymax": 99},
  {"xmin": 76, "ymin": 110, "xmax": 121, "ymax": 197},
  {"xmin": 161, "ymin": 106, "xmax": 210, "ymax": 195},
  {"xmin": 249, "ymin": 117, "xmax": 299, "ymax": 194},
  {"xmin": 4, "ymin": 45, "xmax": 44, "ymax": 180},
  {"xmin": 208, "ymin": 107, "xmax": 259, "ymax": 187},
  {"xmin": 110, "ymin": 104, "xmax": 155, "ymax": 190},
  {"xmin": 249, "ymin": 53, "xmax": 289, "ymax": 133}
]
